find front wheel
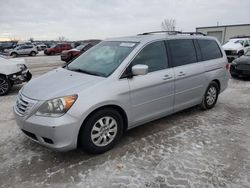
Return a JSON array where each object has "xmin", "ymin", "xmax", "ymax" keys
[
  {"xmin": 201, "ymin": 81, "xmax": 219, "ymax": 110},
  {"xmin": 0, "ymin": 75, "xmax": 11, "ymax": 96},
  {"xmin": 78, "ymin": 108, "xmax": 124, "ymax": 154}
]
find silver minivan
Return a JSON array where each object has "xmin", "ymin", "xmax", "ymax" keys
[{"xmin": 14, "ymin": 32, "xmax": 230, "ymax": 153}]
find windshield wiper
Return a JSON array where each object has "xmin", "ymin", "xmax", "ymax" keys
[{"xmin": 67, "ymin": 68, "xmax": 104, "ymax": 77}]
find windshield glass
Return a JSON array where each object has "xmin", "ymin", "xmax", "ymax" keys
[
  {"xmin": 67, "ymin": 41, "xmax": 138, "ymax": 77},
  {"xmin": 50, "ymin": 44, "xmax": 56, "ymax": 48},
  {"xmin": 76, "ymin": 44, "xmax": 87, "ymax": 50},
  {"xmin": 245, "ymin": 50, "xmax": 250, "ymax": 56},
  {"xmin": 234, "ymin": 40, "xmax": 244, "ymax": 45}
]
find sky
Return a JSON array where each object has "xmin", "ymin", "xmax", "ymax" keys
[{"xmin": 0, "ymin": 0, "xmax": 249, "ymax": 41}]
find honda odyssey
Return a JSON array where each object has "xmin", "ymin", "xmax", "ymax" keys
[{"xmin": 14, "ymin": 31, "xmax": 230, "ymax": 153}]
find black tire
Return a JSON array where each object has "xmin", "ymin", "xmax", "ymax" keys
[
  {"xmin": 78, "ymin": 108, "xmax": 124, "ymax": 154},
  {"xmin": 201, "ymin": 81, "xmax": 219, "ymax": 110},
  {"xmin": 0, "ymin": 75, "xmax": 11, "ymax": 96},
  {"xmin": 10, "ymin": 52, "xmax": 18, "ymax": 58},
  {"xmin": 30, "ymin": 51, "xmax": 36, "ymax": 56},
  {"xmin": 238, "ymin": 51, "xmax": 244, "ymax": 57},
  {"xmin": 50, "ymin": 51, "xmax": 55, "ymax": 55}
]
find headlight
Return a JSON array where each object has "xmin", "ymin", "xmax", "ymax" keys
[
  {"xmin": 36, "ymin": 95, "xmax": 78, "ymax": 117},
  {"xmin": 17, "ymin": 64, "xmax": 26, "ymax": 71}
]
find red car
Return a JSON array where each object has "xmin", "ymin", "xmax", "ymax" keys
[
  {"xmin": 61, "ymin": 41, "xmax": 101, "ymax": 62},
  {"xmin": 44, "ymin": 43, "xmax": 72, "ymax": 55}
]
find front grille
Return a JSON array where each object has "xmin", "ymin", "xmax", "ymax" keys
[
  {"xmin": 237, "ymin": 64, "xmax": 250, "ymax": 70},
  {"xmin": 225, "ymin": 50, "xmax": 237, "ymax": 56},
  {"xmin": 15, "ymin": 93, "xmax": 37, "ymax": 116}
]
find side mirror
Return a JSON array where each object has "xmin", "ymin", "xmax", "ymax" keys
[{"xmin": 132, "ymin": 64, "xmax": 148, "ymax": 76}]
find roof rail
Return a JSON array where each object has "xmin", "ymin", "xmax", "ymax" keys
[
  {"xmin": 138, "ymin": 31, "xmax": 182, "ymax": 35},
  {"xmin": 230, "ymin": 35, "xmax": 250, "ymax": 39},
  {"xmin": 138, "ymin": 31, "xmax": 206, "ymax": 36}
]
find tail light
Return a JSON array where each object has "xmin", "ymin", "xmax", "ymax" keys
[{"xmin": 225, "ymin": 63, "xmax": 230, "ymax": 70}]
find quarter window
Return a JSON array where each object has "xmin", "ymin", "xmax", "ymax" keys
[
  {"xmin": 131, "ymin": 41, "xmax": 168, "ymax": 72},
  {"xmin": 198, "ymin": 39, "xmax": 222, "ymax": 61},
  {"xmin": 168, "ymin": 39, "xmax": 197, "ymax": 67}
]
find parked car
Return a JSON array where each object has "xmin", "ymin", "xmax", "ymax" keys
[
  {"xmin": 0, "ymin": 41, "xmax": 18, "ymax": 52},
  {"xmin": 230, "ymin": 50, "xmax": 250, "ymax": 77},
  {"xmin": 14, "ymin": 31, "xmax": 229, "ymax": 154},
  {"xmin": 0, "ymin": 56, "xmax": 32, "ymax": 95},
  {"xmin": 8, "ymin": 45, "xmax": 38, "ymax": 57},
  {"xmin": 36, "ymin": 44, "xmax": 47, "ymax": 51},
  {"xmin": 223, "ymin": 37, "xmax": 250, "ymax": 62},
  {"xmin": 61, "ymin": 42, "xmax": 101, "ymax": 62},
  {"xmin": 44, "ymin": 43, "xmax": 72, "ymax": 55}
]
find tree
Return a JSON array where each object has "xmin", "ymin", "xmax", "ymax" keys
[
  {"xmin": 58, "ymin": 36, "xmax": 68, "ymax": 42},
  {"xmin": 29, "ymin": 37, "xmax": 34, "ymax": 42},
  {"xmin": 161, "ymin": 18, "xmax": 176, "ymax": 31}
]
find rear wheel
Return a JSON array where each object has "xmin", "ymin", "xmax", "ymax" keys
[
  {"xmin": 0, "ymin": 75, "xmax": 11, "ymax": 96},
  {"xmin": 78, "ymin": 108, "xmax": 124, "ymax": 154},
  {"xmin": 201, "ymin": 81, "xmax": 219, "ymax": 110}
]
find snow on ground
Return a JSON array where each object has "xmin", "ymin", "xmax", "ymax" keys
[{"xmin": 0, "ymin": 56, "xmax": 250, "ymax": 187}]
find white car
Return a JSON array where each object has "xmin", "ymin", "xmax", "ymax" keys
[
  {"xmin": 223, "ymin": 38, "xmax": 250, "ymax": 62},
  {"xmin": 0, "ymin": 56, "xmax": 32, "ymax": 95},
  {"xmin": 7, "ymin": 45, "xmax": 38, "ymax": 57}
]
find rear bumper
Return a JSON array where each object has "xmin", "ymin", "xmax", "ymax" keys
[{"xmin": 14, "ymin": 110, "xmax": 81, "ymax": 152}]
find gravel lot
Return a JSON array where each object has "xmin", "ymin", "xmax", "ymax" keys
[{"xmin": 0, "ymin": 55, "xmax": 250, "ymax": 188}]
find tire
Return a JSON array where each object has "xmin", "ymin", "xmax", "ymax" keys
[
  {"xmin": 10, "ymin": 52, "xmax": 18, "ymax": 58},
  {"xmin": 201, "ymin": 81, "xmax": 219, "ymax": 110},
  {"xmin": 78, "ymin": 108, "xmax": 124, "ymax": 154},
  {"xmin": 30, "ymin": 51, "xmax": 36, "ymax": 56},
  {"xmin": 238, "ymin": 51, "xmax": 244, "ymax": 57},
  {"xmin": 50, "ymin": 51, "xmax": 55, "ymax": 55},
  {"xmin": 0, "ymin": 75, "xmax": 11, "ymax": 96}
]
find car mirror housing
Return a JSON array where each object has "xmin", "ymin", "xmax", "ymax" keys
[{"xmin": 132, "ymin": 64, "xmax": 148, "ymax": 76}]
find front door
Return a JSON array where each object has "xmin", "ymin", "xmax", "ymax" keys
[{"xmin": 127, "ymin": 41, "xmax": 175, "ymax": 125}]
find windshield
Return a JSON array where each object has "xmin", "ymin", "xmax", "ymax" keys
[
  {"xmin": 234, "ymin": 40, "xmax": 244, "ymax": 46},
  {"xmin": 245, "ymin": 50, "xmax": 250, "ymax": 56},
  {"xmin": 67, "ymin": 41, "xmax": 138, "ymax": 77},
  {"xmin": 76, "ymin": 44, "xmax": 87, "ymax": 50}
]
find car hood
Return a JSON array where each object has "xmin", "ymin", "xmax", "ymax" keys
[
  {"xmin": 62, "ymin": 49, "xmax": 80, "ymax": 54},
  {"xmin": 22, "ymin": 67, "xmax": 105, "ymax": 100},
  {"xmin": 234, "ymin": 55, "xmax": 250, "ymax": 64},
  {"xmin": 223, "ymin": 42, "xmax": 243, "ymax": 51}
]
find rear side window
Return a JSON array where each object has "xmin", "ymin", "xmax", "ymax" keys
[
  {"xmin": 131, "ymin": 41, "xmax": 168, "ymax": 72},
  {"xmin": 168, "ymin": 39, "xmax": 197, "ymax": 67},
  {"xmin": 198, "ymin": 39, "xmax": 222, "ymax": 61}
]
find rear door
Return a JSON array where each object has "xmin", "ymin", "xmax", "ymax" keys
[
  {"xmin": 126, "ymin": 41, "xmax": 175, "ymax": 125},
  {"xmin": 167, "ymin": 39, "xmax": 206, "ymax": 112}
]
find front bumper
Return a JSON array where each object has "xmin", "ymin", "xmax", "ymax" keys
[
  {"xmin": 8, "ymin": 68, "xmax": 32, "ymax": 85},
  {"xmin": 14, "ymin": 108, "xmax": 81, "ymax": 152}
]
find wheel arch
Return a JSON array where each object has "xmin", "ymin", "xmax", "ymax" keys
[
  {"xmin": 77, "ymin": 104, "xmax": 128, "ymax": 147},
  {"xmin": 211, "ymin": 79, "xmax": 221, "ymax": 92}
]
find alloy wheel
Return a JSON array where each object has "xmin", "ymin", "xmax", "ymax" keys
[{"xmin": 91, "ymin": 116, "xmax": 118, "ymax": 147}]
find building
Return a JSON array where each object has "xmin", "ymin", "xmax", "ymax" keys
[{"xmin": 196, "ymin": 24, "xmax": 250, "ymax": 44}]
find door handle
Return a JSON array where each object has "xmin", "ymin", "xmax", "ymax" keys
[
  {"xmin": 178, "ymin": 72, "xmax": 186, "ymax": 77},
  {"xmin": 163, "ymin": 75, "xmax": 172, "ymax": 80}
]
